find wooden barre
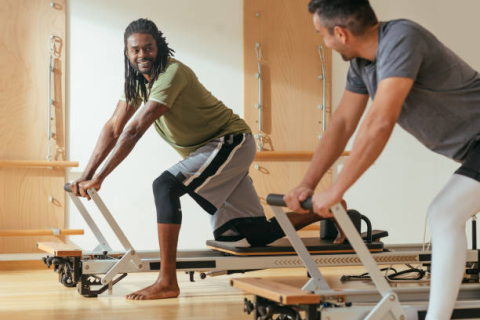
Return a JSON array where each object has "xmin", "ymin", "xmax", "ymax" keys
[
  {"xmin": 0, "ymin": 229, "xmax": 84, "ymax": 237},
  {"xmin": 0, "ymin": 160, "xmax": 79, "ymax": 168},
  {"xmin": 255, "ymin": 151, "xmax": 350, "ymax": 160}
]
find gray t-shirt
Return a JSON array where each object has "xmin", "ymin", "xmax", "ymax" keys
[{"xmin": 346, "ymin": 19, "xmax": 480, "ymax": 161}]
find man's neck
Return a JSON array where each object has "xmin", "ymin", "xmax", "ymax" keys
[
  {"xmin": 143, "ymin": 74, "xmax": 151, "ymax": 82},
  {"xmin": 356, "ymin": 23, "xmax": 380, "ymax": 62}
]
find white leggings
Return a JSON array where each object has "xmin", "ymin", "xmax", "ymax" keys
[{"xmin": 426, "ymin": 174, "xmax": 480, "ymax": 320}]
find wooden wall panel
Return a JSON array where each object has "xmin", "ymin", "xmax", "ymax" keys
[
  {"xmin": 0, "ymin": 0, "xmax": 66, "ymax": 161},
  {"xmin": 244, "ymin": 0, "xmax": 333, "ymax": 215},
  {"xmin": 0, "ymin": 0, "xmax": 66, "ymax": 253},
  {"xmin": 244, "ymin": 0, "xmax": 332, "ymax": 151},
  {"xmin": 0, "ymin": 169, "xmax": 65, "ymax": 253}
]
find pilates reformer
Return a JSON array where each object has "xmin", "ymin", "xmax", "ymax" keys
[
  {"xmin": 230, "ymin": 195, "xmax": 480, "ymax": 320},
  {"xmin": 37, "ymin": 185, "xmax": 480, "ymax": 309}
]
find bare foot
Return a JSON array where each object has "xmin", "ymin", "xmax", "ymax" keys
[
  {"xmin": 333, "ymin": 200, "xmax": 348, "ymax": 244},
  {"xmin": 333, "ymin": 221, "xmax": 347, "ymax": 244},
  {"xmin": 286, "ymin": 199, "xmax": 349, "ymax": 243},
  {"xmin": 287, "ymin": 211, "xmax": 321, "ymax": 230},
  {"xmin": 126, "ymin": 281, "xmax": 180, "ymax": 300}
]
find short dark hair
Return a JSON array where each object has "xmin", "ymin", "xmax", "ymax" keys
[
  {"xmin": 308, "ymin": 0, "xmax": 378, "ymax": 36},
  {"xmin": 123, "ymin": 18, "xmax": 175, "ymax": 106}
]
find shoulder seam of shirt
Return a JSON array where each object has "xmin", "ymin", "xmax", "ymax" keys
[
  {"xmin": 149, "ymin": 97, "xmax": 167, "ymax": 105},
  {"xmin": 386, "ymin": 19, "xmax": 429, "ymax": 46}
]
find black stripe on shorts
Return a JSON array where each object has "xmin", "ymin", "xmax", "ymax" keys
[
  {"xmin": 185, "ymin": 134, "xmax": 245, "ymax": 215},
  {"xmin": 187, "ymin": 134, "xmax": 245, "ymax": 192}
]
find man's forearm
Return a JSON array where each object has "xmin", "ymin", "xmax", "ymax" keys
[
  {"xmin": 81, "ymin": 123, "xmax": 119, "ymax": 180},
  {"xmin": 95, "ymin": 129, "xmax": 142, "ymax": 181},
  {"xmin": 92, "ymin": 101, "xmax": 169, "ymax": 182},
  {"xmin": 331, "ymin": 78, "xmax": 412, "ymax": 196},
  {"xmin": 332, "ymin": 120, "xmax": 395, "ymax": 196},
  {"xmin": 301, "ymin": 118, "xmax": 353, "ymax": 189}
]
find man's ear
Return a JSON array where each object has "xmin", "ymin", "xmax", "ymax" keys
[{"xmin": 333, "ymin": 26, "xmax": 348, "ymax": 44}]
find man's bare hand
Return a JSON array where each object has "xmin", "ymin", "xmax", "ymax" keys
[
  {"xmin": 284, "ymin": 184, "xmax": 314, "ymax": 213},
  {"xmin": 311, "ymin": 187, "xmax": 343, "ymax": 219},
  {"xmin": 70, "ymin": 177, "xmax": 89, "ymax": 197},
  {"xmin": 70, "ymin": 177, "xmax": 103, "ymax": 200}
]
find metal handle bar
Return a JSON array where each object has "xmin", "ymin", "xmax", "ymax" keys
[
  {"xmin": 266, "ymin": 193, "xmax": 373, "ymax": 242},
  {"xmin": 64, "ymin": 183, "xmax": 73, "ymax": 193},
  {"xmin": 266, "ymin": 193, "xmax": 312, "ymax": 210}
]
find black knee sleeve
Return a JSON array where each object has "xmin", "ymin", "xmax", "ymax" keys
[
  {"xmin": 152, "ymin": 171, "xmax": 187, "ymax": 224},
  {"xmin": 236, "ymin": 218, "xmax": 285, "ymax": 247}
]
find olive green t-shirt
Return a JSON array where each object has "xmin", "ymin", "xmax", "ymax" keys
[{"xmin": 121, "ymin": 58, "xmax": 251, "ymax": 158}]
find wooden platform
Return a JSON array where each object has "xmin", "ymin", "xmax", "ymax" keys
[
  {"xmin": 231, "ymin": 277, "xmax": 320, "ymax": 305},
  {"xmin": 36, "ymin": 242, "xmax": 82, "ymax": 257}
]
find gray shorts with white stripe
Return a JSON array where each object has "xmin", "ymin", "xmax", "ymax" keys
[{"xmin": 167, "ymin": 133, "xmax": 280, "ymax": 242}]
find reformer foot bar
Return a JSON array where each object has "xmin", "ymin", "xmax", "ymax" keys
[
  {"xmin": 37, "ymin": 187, "xmax": 480, "ymax": 304},
  {"xmin": 231, "ymin": 195, "xmax": 480, "ymax": 320}
]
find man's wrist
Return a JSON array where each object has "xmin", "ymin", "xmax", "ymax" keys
[
  {"xmin": 93, "ymin": 174, "xmax": 106, "ymax": 184},
  {"xmin": 80, "ymin": 170, "xmax": 94, "ymax": 181},
  {"xmin": 330, "ymin": 183, "xmax": 345, "ymax": 201},
  {"xmin": 299, "ymin": 180, "xmax": 316, "ymax": 190}
]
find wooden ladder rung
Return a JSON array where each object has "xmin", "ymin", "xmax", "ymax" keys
[
  {"xmin": 230, "ymin": 277, "xmax": 320, "ymax": 305},
  {"xmin": 0, "ymin": 229, "xmax": 84, "ymax": 237},
  {"xmin": 36, "ymin": 242, "xmax": 82, "ymax": 257}
]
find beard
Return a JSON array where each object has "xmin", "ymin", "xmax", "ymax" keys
[{"xmin": 131, "ymin": 58, "xmax": 155, "ymax": 75}]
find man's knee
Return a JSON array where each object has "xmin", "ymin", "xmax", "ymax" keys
[
  {"xmin": 152, "ymin": 171, "xmax": 186, "ymax": 224},
  {"xmin": 236, "ymin": 218, "xmax": 285, "ymax": 247},
  {"xmin": 428, "ymin": 196, "xmax": 461, "ymax": 234}
]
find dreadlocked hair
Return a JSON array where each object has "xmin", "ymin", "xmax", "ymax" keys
[{"xmin": 124, "ymin": 18, "xmax": 175, "ymax": 106}]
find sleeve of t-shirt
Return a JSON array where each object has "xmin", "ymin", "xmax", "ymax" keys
[
  {"xmin": 345, "ymin": 62, "xmax": 369, "ymax": 94},
  {"xmin": 148, "ymin": 62, "xmax": 187, "ymax": 109},
  {"xmin": 119, "ymin": 90, "xmax": 143, "ymax": 109},
  {"xmin": 376, "ymin": 23, "xmax": 426, "ymax": 82}
]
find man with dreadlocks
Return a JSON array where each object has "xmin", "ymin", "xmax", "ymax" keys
[{"xmin": 69, "ymin": 18, "xmax": 335, "ymax": 300}]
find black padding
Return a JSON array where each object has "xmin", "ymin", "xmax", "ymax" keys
[
  {"xmin": 235, "ymin": 218, "xmax": 285, "ymax": 247},
  {"xmin": 320, "ymin": 209, "xmax": 362, "ymax": 240},
  {"xmin": 362, "ymin": 230, "xmax": 389, "ymax": 241},
  {"xmin": 152, "ymin": 171, "xmax": 187, "ymax": 224},
  {"xmin": 206, "ymin": 237, "xmax": 384, "ymax": 255}
]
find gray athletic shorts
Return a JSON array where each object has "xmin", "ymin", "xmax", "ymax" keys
[
  {"xmin": 167, "ymin": 133, "xmax": 267, "ymax": 241},
  {"xmin": 456, "ymin": 139, "xmax": 480, "ymax": 182}
]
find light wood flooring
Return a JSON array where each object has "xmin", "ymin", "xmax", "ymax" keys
[
  {"xmin": 0, "ymin": 265, "xmax": 380, "ymax": 320},
  {"xmin": 0, "ymin": 264, "xmax": 437, "ymax": 320}
]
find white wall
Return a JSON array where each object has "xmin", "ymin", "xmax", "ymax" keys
[
  {"xmin": 67, "ymin": 0, "xmax": 480, "ymax": 251},
  {"xmin": 335, "ymin": 0, "xmax": 480, "ymax": 245},
  {"xmin": 66, "ymin": 0, "xmax": 243, "ymax": 250}
]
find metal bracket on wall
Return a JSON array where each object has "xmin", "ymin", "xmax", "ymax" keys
[
  {"xmin": 254, "ymin": 42, "xmax": 264, "ymax": 151},
  {"xmin": 317, "ymin": 45, "xmax": 326, "ymax": 139},
  {"xmin": 46, "ymin": 34, "xmax": 57, "ymax": 161}
]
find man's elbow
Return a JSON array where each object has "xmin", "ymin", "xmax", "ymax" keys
[
  {"xmin": 104, "ymin": 119, "xmax": 123, "ymax": 140},
  {"xmin": 369, "ymin": 118, "xmax": 396, "ymax": 139},
  {"xmin": 123, "ymin": 124, "xmax": 144, "ymax": 142}
]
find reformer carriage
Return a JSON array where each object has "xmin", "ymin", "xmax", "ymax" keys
[{"xmin": 37, "ymin": 186, "xmax": 480, "ymax": 319}]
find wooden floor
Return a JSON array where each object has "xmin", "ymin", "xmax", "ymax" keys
[
  {"xmin": 0, "ymin": 264, "xmax": 435, "ymax": 319},
  {"xmin": 0, "ymin": 265, "xmax": 382, "ymax": 320}
]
